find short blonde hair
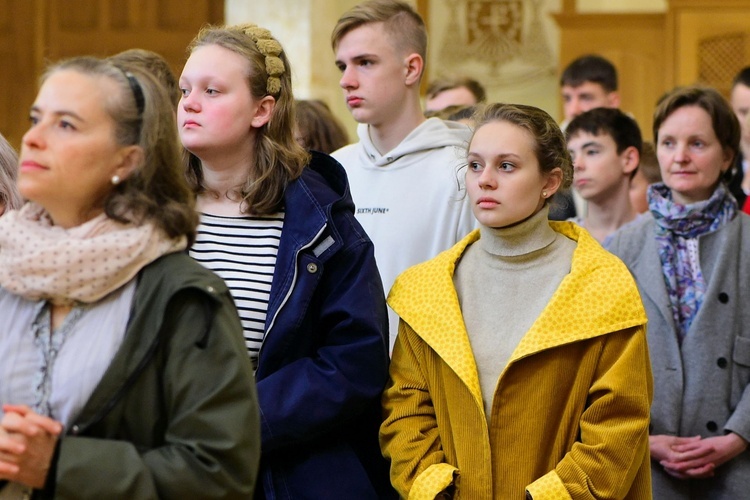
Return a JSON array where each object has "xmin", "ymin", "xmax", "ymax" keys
[
  {"xmin": 0, "ymin": 133, "xmax": 21, "ymax": 212},
  {"xmin": 331, "ymin": 0, "xmax": 427, "ymax": 62}
]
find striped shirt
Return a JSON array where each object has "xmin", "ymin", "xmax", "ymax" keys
[{"xmin": 190, "ymin": 212, "xmax": 284, "ymax": 368}]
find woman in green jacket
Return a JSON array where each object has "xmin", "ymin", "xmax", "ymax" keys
[{"xmin": 0, "ymin": 56, "xmax": 259, "ymax": 499}]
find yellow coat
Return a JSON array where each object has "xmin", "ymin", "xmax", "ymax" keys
[{"xmin": 381, "ymin": 223, "xmax": 653, "ymax": 499}]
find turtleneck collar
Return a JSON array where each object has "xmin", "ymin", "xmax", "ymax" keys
[{"xmin": 478, "ymin": 205, "xmax": 556, "ymax": 257}]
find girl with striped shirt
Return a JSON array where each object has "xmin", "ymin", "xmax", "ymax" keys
[{"xmin": 178, "ymin": 23, "xmax": 393, "ymax": 499}]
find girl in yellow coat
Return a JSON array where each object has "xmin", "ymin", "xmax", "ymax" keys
[{"xmin": 381, "ymin": 103, "xmax": 653, "ymax": 499}]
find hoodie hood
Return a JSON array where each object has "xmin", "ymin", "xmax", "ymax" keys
[{"xmin": 355, "ymin": 118, "xmax": 471, "ymax": 168}]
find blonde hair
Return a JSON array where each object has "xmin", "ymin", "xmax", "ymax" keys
[
  {"xmin": 331, "ymin": 0, "xmax": 427, "ymax": 62},
  {"xmin": 185, "ymin": 24, "xmax": 309, "ymax": 215},
  {"xmin": 0, "ymin": 133, "xmax": 22, "ymax": 212},
  {"xmin": 45, "ymin": 57, "xmax": 198, "ymax": 243}
]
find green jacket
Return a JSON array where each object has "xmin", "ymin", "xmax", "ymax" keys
[{"xmin": 37, "ymin": 252, "xmax": 260, "ymax": 499}]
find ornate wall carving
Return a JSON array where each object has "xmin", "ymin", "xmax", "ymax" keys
[{"xmin": 428, "ymin": 0, "xmax": 560, "ymax": 118}]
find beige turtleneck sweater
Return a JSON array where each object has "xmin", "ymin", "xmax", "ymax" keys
[{"xmin": 453, "ymin": 206, "xmax": 576, "ymax": 422}]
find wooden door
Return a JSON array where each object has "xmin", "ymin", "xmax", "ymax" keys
[
  {"xmin": 0, "ymin": 0, "xmax": 223, "ymax": 148},
  {"xmin": 0, "ymin": 0, "xmax": 42, "ymax": 148}
]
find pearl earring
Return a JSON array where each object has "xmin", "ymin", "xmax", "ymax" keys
[
  {"xmin": 542, "ymin": 191, "xmax": 548, "ymax": 198},
  {"xmin": 111, "ymin": 175, "xmax": 121, "ymax": 185}
]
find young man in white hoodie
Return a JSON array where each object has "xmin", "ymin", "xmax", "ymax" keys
[{"xmin": 331, "ymin": 0, "xmax": 475, "ymax": 349}]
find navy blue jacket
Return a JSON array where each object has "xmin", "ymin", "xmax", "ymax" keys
[{"xmin": 254, "ymin": 152, "xmax": 393, "ymax": 499}]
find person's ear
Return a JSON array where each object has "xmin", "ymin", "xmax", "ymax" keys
[
  {"xmin": 621, "ymin": 146, "xmax": 640, "ymax": 176},
  {"xmin": 719, "ymin": 147, "xmax": 735, "ymax": 175},
  {"xmin": 543, "ymin": 167, "xmax": 564, "ymax": 198},
  {"xmin": 607, "ymin": 91, "xmax": 621, "ymax": 109},
  {"xmin": 113, "ymin": 145, "xmax": 144, "ymax": 182},
  {"xmin": 404, "ymin": 53, "xmax": 423, "ymax": 86},
  {"xmin": 251, "ymin": 95, "xmax": 276, "ymax": 128}
]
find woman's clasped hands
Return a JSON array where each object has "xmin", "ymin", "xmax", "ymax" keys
[
  {"xmin": 651, "ymin": 433, "xmax": 749, "ymax": 480},
  {"xmin": 0, "ymin": 404, "xmax": 62, "ymax": 488}
]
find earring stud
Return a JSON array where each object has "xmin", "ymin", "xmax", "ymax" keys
[
  {"xmin": 111, "ymin": 175, "xmax": 121, "ymax": 185},
  {"xmin": 542, "ymin": 191, "xmax": 548, "ymax": 198}
]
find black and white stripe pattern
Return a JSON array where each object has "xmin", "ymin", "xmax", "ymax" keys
[{"xmin": 190, "ymin": 212, "xmax": 284, "ymax": 367}]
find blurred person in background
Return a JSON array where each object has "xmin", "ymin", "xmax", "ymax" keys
[
  {"xmin": 294, "ymin": 99, "xmax": 349, "ymax": 154},
  {"xmin": 0, "ymin": 133, "xmax": 22, "ymax": 216}
]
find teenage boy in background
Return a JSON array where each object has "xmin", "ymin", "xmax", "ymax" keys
[
  {"xmin": 553, "ymin": 54, "xmax": 621, "ymax": 220},
  {"xmin": 566, "ymin": 107, "xmax": 641, "ymax": 245}
]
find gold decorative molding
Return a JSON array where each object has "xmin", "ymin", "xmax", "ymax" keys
[{"xmin": 434, "ymin": 0, "xmax": 555, "ymax": 86}]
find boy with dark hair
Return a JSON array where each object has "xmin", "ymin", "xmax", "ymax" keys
[
  {"xmin": 566, "ymin": 107, "xmax": 641, "ymax": 243},
  {"xmin": 553, "ymin": 55, "xmax": 620, "ymax": 221},
  {"xmin": 331, "ymin": 0, "xmax": 475, "ymax": 349},
  {"xmin": 560, "ymin": 54, "xmax": 620, "ymax": 126}
]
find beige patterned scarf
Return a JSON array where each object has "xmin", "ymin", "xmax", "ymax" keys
[{"xmin": 0, "ymin": 203, "xmax": 187, "ymax": 305}]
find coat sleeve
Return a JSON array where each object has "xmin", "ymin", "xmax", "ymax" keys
[
  {"xmin": 725, "ymin": 370, "xmax": 750, "ymax": 440},
  {"xmin": 526, "ymin": 326, "xmax": 653, "ymax": 500},
  {"xmin": 256, "ymin": 239, "xmax": 390, "ymax": 452},
  {"xmin": 50, "ymin": 289, "xmax": 260, "ymax": 500},
  {"xmin": 381, "ymin": 320, "xmax": 457, "ymax": 499}
]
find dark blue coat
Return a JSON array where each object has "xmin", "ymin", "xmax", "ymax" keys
[{"xmin": 254, "ymin": 152, "xmax": 393, "ymax": 499}]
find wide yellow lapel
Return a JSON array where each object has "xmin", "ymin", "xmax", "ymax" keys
[
  {"xmin": 510, "ymin": 222, "xmax": 647, "ymax": 362},
  {"xmin": 388, "ymin": 231, "xmax": 483, "ymax": 407}
]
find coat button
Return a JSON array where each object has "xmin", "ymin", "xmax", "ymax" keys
[
  {"xmin": 306, "ymin": 263, "xmax": 318, "ymax": 274},
  {"xmin": 206, "ymin": 285, "xmax": 215, "ymax": 293},
  {"xmin": 706, "ymin": 421, "xmax": 718, "ymax": 432},
  {"xmin": 717, "ymin": 357, "xmax": 728, "ymax": 368},
  {"xmin": 718, "ymin": 292, "xmax": 729, "ymax": 303}
]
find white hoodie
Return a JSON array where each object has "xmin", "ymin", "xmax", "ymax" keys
[{"xmin": 333, "ymin": 118, "xmax": 476, "ymax": 349}]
